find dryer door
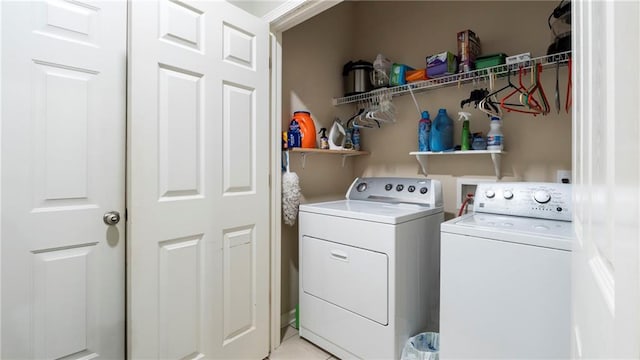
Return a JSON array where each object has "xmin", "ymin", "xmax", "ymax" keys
[{"xmin": 302, "ymin": 236, "xmax": 389, "ymax": 325}]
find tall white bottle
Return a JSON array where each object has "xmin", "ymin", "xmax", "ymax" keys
[{"xmin": 486, "ymin": 116, "xmax": 504, "ymax": 151}]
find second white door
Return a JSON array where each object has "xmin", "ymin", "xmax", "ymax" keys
[{"xmin": 128, "ymin": 0, "xmax": 271, "ymax": 358}]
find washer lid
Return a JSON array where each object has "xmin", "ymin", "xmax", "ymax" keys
[
  {"xmin": 299, "ymin": 200, "xmax": 443, "ymax": 225},
  {"xmin": 441, "ymin": 213, "xmax": 574, "ymax": 250}
]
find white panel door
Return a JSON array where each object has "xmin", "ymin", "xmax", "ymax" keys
[
  {"xmin": 572, "ymin": 0, "xmax": 640, "ymax": 358},
  {"xmin": 128, "ymin": 1, "xmax": 270, "ymax": 358},
  {"xmin": 1, "ymin": 1, "xmax": 126, "ymax": 359}
]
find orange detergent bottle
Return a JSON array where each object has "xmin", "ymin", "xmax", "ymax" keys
[{"xmin": 292, "ymin": 111, "xmax": 317, "ymax": 148}]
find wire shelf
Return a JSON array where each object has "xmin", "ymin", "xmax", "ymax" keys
[{"xmin": 332, "ymin": 51, "xmax": 572, "ymax": 106}]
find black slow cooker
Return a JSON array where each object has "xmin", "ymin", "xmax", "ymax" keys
[{"xmin": 342, "ymin": 60, "xmax": 373, "ymax": 96}]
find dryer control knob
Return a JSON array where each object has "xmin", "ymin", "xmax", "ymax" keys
[
  {"xmin": 408, "ymin": 185, "xmax": 416, "ymax": 193},
  {"xmin": 396, "ymin": 184, "xmax": 404, "ymax": 191},
  {"xmin": 385, "ymin": 184, "xmax": 393, "ymax": 191},
  {"xmin": 420, "ymin": 187, "xmax": 428, "ymax": 194},
  {"xmin": 485, "ymin": 190, "xmax": 496, "ymax": 198},
  {"xmin": 356, "ymin": 182, "xmax": 368, "ymax": 192},
  {"xmin": 534, "ymin": 190, "xmax": 551, "ymax": 204},
  {"xmin": 503, "ymin": 190, "xmax": 514, "ymax": 199}
]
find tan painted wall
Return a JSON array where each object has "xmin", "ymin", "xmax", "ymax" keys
[
  {"xmin": 280, "ymin": 2, "xmax": 357, "ymax": 319},
  {"xmin": 351, "ymin": 0, "xmax": 571, "ymax": 219},
  {"xmin": 280, "ymin": 0, "xmax": 571, "ymax": 320}
]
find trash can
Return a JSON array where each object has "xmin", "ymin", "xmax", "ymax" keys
[{"xmin": 401, "ymin": 332, "xmax": 439, "ymax": 360}]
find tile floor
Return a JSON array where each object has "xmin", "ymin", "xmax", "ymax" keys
[{"xmin": 267, "ymin": 325, "xmax": 338, "ymax": 360}]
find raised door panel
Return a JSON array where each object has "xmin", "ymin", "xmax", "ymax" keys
[
  {"xmin": 32, "ymin": 61, "xmax": 96, "ymax": 209},
  {"xmin": 223, "ymin": 83, "xmax": 254, "ymax": 194},
  {"xmin": 158, "ymin": 235, "xmax": 204, "ymax": 360},
  {"xmin": 33, "ymin": 0, "xmax": 99, "ymax": 46},
  {"xmin": 159, "ymin": 0, "xmax": 204, "ymax": 51},
  {"xmin": 32, "ymin": 244, "xmax": 98, "ymax": 360},
  {"xmin": 223, "ymin": 23, "xmax": 255, "ymax": 70},
  {"xmin": 223, "ymin": 227, "xmax": 256, "ymax": 344},
  {"xmin": 158, "ymin": 65, "xmax": 204, "ymax": 200}
]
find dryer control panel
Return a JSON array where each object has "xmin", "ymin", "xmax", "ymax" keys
[
  {"xmin": 346, "ymin": 177, "xmax": 443, "ymax": 208},
  {"xmin": 474, "ymin": 182, "xmax": 572, "ymax": 221}
]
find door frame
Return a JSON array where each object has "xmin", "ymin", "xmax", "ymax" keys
[
  {"xmin": 0, "ymin": 2, "xmax": 3, "ymax": 355},
  {"xmin": 263, "ymin": 0, "xmax": 343, "ymax": 351}
]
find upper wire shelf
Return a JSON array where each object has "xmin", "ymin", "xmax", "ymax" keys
[{"xmin": 332, "ymin": 51, "xmax": 572, "ymax": 106}]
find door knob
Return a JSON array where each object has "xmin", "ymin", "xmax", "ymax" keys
[{"xmin": 103, "ymin": 211, "xmax": 121, "ymax": 225}]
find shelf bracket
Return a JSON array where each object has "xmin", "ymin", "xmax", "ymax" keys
[
  {"xmin": 341, "ymin": 155, "xmax": 347, "ymax": 167},
  {"xmin": 491, "ymin": 153, "xmax": 502, "ymax": 179},
  {"xmin": 300, "ymin": 152, "xmax": 307, "ymax": 169},
  {"xmin": 414, "ymin": 155, "xmax": 428, "ymax": 177}
]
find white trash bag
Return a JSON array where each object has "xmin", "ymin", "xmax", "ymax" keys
[{"xmin": 401, "ymin": 332, "xmax": 439, "ymax": 360}]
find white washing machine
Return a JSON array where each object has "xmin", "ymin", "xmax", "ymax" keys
[
  {"xmin": 440, "ymin": 182, "xmax": 573, "ymax": 359},
  {"xmin": 298, "ymin": 177, "xmax": 444, "ymax": 359}
]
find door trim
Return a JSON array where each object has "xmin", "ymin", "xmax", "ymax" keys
[
  {"xmin": 0, "ymin": 1, "xmax": 3, "ymax": 355},
  {"xmin": 269, "ymin": 31, "xmax": 282, "ymax": 352},
  {"xmin": 264, "ymin": 0, "xmax": 342, "ymax": 33}
]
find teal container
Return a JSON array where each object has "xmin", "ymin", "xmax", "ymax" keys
[{"xmin": 430, "ymin": 109, "xmax": 454, "ymax": 152}]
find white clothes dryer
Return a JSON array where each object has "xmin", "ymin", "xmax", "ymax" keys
[
  {"xmin": 440, "ymin": 182, "xmax": 573, "ymax": 359},
  {"xmin": 299, "ymin": 177, "xmax": 444, "ymax": 359}
]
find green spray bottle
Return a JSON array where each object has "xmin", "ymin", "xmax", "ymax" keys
[{"xmin": 458, "ymin": 111, "xmax": 471, "ymax": 151}]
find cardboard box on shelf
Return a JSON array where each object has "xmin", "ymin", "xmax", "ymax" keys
[
  {"xmin": 426, "ymin": 52, "xmax": 457, "ymax": 78},
  {"xmin": 406, "ymin": 69, "xmax": 428, "ymax": 82},
  {"xmin": 457, "ymin": 29, "xmax": 481, "ymax": 73},
  {"xmin": 390, "ymin": 63, "xmax": 414, "ymax": 86}
]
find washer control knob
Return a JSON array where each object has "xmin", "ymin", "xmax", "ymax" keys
[
  {"xmin": 408, "ymin": 185, "xmax": 416, "ymax": 193},
  {"xmin": 485, "ymin": 190, "xmax": 495, "ymax": 198},
  {"xmin": 503, "ymin": 190, "xmax": 514, "ymax": 199},
  {"xmin": 420, "ymin": 187, "xmax": 428, "ymax": 194},
  {"xmin": 356, "ymin": 182, "xmax": 368, "ymax": 192},
  {"xmin": 396, "ymin": 184, "xmax": 404, "ymax": 192},
  {"xmin": 534, "ymin": 190, "xmax": 551, "ymax": 204},
  {"xmin": 385, "ymin": 184, "xmax": 393, "ymax": 191}
]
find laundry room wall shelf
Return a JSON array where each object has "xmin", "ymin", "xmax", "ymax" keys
[
  {"xmin": 332, "ymin": 51, "xmax": 571, "ymax": 106},
  {"xmin": 410, "ymin": 150, "xmax": 506, "ymax": 179},
  {"xmin": 290, "ymin": 148, "xmax": 370, "ymax": 168}
]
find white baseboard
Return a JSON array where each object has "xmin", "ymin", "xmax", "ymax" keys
[{"xmin": 280, "ymin": 308, "xmax": 296, "ymax": 328}]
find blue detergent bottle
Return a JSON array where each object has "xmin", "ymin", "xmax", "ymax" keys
[
  {"xmin": 352, "ymin": 126, "xmax": 361, "ymax": 151},
  {"xmin": 430, "ymin": 108, "xmax": 454, "ymax": 151},
  {"xmin": 418, "ymin": 111, "xmax": 431, "ymax": 151},
  {"xmin": 287, "ymin": 119, "xmax": 301, "ymax": 148}
]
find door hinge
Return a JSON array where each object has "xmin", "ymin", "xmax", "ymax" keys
[{"xmin": 125, "ymin": 208, "xmax": 128, "ymax": 221}]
